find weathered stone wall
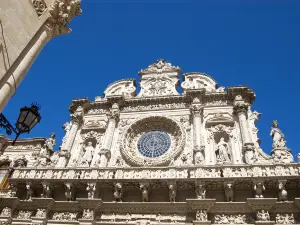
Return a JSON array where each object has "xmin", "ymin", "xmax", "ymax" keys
[{"xmin": 0, "ymin": 0, "xmax": 49, "ymax": 81}]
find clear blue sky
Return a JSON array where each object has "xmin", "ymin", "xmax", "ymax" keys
[{"xmin": 3, "ymin": 1, "xmax": 300, "ymax": 157}]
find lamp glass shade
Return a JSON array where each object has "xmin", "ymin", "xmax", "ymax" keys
[{"xmin": 16, "ymin": 106, "xmax": 41, "ymax": 134}]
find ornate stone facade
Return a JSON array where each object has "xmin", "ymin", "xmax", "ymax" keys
[{"xmin": 0, "ymin": 59, "xmax": 299, "ymax": 225}]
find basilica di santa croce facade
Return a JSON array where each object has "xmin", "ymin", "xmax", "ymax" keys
[{"xmin": 0, "ymin": 59, "xmax": 299, "ymax": 225}]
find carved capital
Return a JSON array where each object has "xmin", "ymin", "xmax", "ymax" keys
[
  {"xmin": 47, "ymin": 0, "xmax": 82, "ymax": 37},
  {"xmin": 233, "ymin": 95, "xmax": 249, "ymax": 116},
  {"xmin": 190, "ymin": 104, "xmax": 202, "ymax": 117}
]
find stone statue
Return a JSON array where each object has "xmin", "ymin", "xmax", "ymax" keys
[
  {"xmin": 254, "ymin": 182, "xmax": 265, "ymax": 198},
  {"xmin": 41, "ymin": 183, "xmax": 52, "ymax": 198},
  {"xmin": 26, "ymin": 183, "xmax": 33, "ymax": 201},
  {"xmin": 270, "ymin": 120, "xmax": 286, "ymax": 148},
  {"xmin": 224, "ymin": 183, "xmax": 234, "ymax": 202},
  {"xmin": 0, "ymin": 207, "xmax": 11, "ymax": 217},
  {"xmin": 65, "ymin": 183, "xmax": 73, "ymax": 201},
  {"xmin": 44, "ymin": 133, "xmax": 56, "ymax": 154},
  {"xmin": 86, "ymin": 183, "xmax": 96, "ymax": 199},
  {"xmin": 195, "ymin": 184, "xmax": 206, "ymax": 199},
  {"xmin": 257, "ymin": 210, "xmax": 270, "ymax": 221},
  {"xmin": 215, "ymin": 138, "xmax": 231, "ymax": 164},
  {"xmin": 278, "ymin": 181, "xmax": 288, "ymax": 201},
  {"xmin": 168, "ymin": 184, "xmax": 176, "ymax": 202},
  {"xmin": 79, "ymin": 142, "xmax": 94, "ymax": 167},
  {"xmin": 140, "ymin": 183, "xmax": 149, "ymax": 202},
  {"xmin": 114, "ymin": 183, "xmax": 122, "ymax": 202}
]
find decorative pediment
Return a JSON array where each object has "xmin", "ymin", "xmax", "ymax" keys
[
  {"xmin": 181, "ymin": 72, "xmax": 217, "ymax": 92},
  {"xmin": 104, "ymin": 79, "xmax": 136, "ymax": 98},
  {"xmin": 204, "ymin": 113, "xmax": 233, "ymax": 124},
  {"xmin": 138, "ymin": 59, "xmax": 181, "ymax": 75}
]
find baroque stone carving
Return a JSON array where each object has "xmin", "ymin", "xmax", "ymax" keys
[
  {"xmin": 17, "ymin": 210, "xmax": 32, "ymax": 219},
  {"xmin": 78, "ymin": 142, "xmax": 95, "ymax": 167},
  {"xmin": 256, "ymin": 210, "xmax": 270, "ymax": 221},
  {"xmin": 82, "ymin": 209, "xmax": 93, "ymax": 220},
  {"xmin": 139, "ymin": 59, "xmax": 181, "ymax": 75},
  {"xmin": 31, "ymin": 0, "xmax": 47, "ymax": 17},
  {"xmin": 214, "ymin": 214, "xmax": 247, "ymax": 224},
  {"xmin": 35, "ymin": 209, "xmax": 46, "ymax": 218},
  {"xmin": 224, "ymin": 182, "xmax": 234, "ymax": 202},
  {"xmin": 253, "ymin": 182, "xmax": 265, "ymax": 198},
  {"xmin": 195, "ymin": 184, "xmax": 206, "ymax": 199},
  {"xmin": 196, "ymin": 210, "xmax": 208, "ymax": 221},
  {"xmin": 120, "ymin": 116, "xmax": 185, "ymax": 166},
  {"xmin": 26, "ymin": 183, "xmax": 33, "ymax": 201},
  {"xmin": 41, "ymin": 182, "xmax": 52, "ymax": 198},
  {"xmin": 52, "ymin": 212, "xmax": 77, "ymax": 221},
  {"xmin": 140, "ymin": 183, "xmax": 149, "ymax": 202},
  {"xmin": 168, "ymin": 183, "xmax": 176, "ymax": 202},
  {"xmin": 48, "ymin": 0, "xmax": 82, "ymax": 37},
  {"xmin": 181, "ymin": 72, "xmax": 217, "ymax": 92},
  {"xmin": 104, "ymin": 79, "xmax": 136, "ymax": 98},
  {"xmin": 278, "ymin": 180, "xmax": 288, "ymax": 202},
  {"xmin": 86, "ymin": 183, "xmax": 96, "ymax": 199},
  {"xmin": 114, "ymin": 183, "xmax": 123, "ymax": 202},
  {"xmin": 215, "ymin": 137, "xmax": 231, "ymax": 164},
  {"xmin": 276, "ymin": 213, "xmax": 295, "ymax": 224},
  {"xmin": 0, "ymin": 207, "xmax": 11, "ymax": 217}
]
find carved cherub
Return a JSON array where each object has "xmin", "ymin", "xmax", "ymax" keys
[
  {"xmin": 195, "ymin": 184, "xmax": 206, "ymax": 199},
  {"xmin": 254, "ymin": 182, "xmax": 265, "ymax": 198},
  {"xmin": 257, "ymin": 210, "xmax": 270, "ymax": 221},
  {"xmin": 224, "ymin": 183, "xmax": 234, "ymax": 202}
]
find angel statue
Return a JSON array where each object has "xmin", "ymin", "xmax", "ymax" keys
[
  {"xmin": 270, "ymin": 120, "xmax": 286, "ymax": 149},
  {"xmin": 215, "ymin": 137, "xmax": 231, "ymax": 164}
]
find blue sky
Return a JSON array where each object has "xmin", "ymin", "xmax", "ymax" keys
[{"xmin": 3, "ymin": 1, "xmax": 300, "ymax": 157}]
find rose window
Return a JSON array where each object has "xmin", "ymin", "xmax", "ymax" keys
[{"xmin": 120, "ymin": 116, "xmax": 185, "ymax": 166}]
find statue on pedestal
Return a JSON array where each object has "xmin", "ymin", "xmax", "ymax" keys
[{"xmin": 270, "ymin": 120, "xmax": 286, "ymax": 148}]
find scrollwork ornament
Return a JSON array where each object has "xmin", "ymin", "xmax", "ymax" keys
[{"xmin": 47, "ymin": 0, "xmax": 82, "ymax": 37}]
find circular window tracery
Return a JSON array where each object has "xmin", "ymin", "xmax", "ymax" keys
[
  {"xmin": 137, "ymin": 131, "xmax": 171, "ymax": 158},
  {"xmin": 120, "ymin": 116, "xmax": 185, "ymax": 166}
]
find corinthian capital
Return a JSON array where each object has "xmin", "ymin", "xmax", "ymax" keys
[
  {"xmin": 71, "ymin": 106, "xmax": 83, "ymax": 125},
  {"xmin": 190, "ymin": 104, "xmax": 202, "ymax": 117},
  {"xmin": 233, "ymin": 95, "xmax": 249, "ymax": 115},
  {"xmin": 47, "ymin": 0, "xmax": 82, "ymax": 37},
  {"xmin": 109, "ymin": 103, "xmax": 120, "ymax": 120}
]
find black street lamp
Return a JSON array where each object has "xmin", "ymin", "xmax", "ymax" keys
[{"xmin": 0, "ymin": 103, "xmax": 41, "ymax": 145}]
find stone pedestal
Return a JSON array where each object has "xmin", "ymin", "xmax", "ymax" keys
[{"xmin": 247, "ymin": 198, "xmax": 277, "ymax": 211}]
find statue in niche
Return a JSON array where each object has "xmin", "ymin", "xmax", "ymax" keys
[
  {"xmin": 270, "ymin": 120, "xmax": 287, "ymax": 148},
  {"xmin": 215, "ymin": 137, "xmax": 231, "ymax": 164},
  {"xmin": 79, "ymin": 142, "xmax": 95, "ymax": 167}
]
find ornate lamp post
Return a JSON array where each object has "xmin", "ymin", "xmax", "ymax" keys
[{"xmin": 0, "ymin": 103, "xmax": 41, "ymax": 145}]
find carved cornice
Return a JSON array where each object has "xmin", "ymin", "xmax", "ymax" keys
[
  {"xmin": 227, "ymin": 86, "xmax": 256, "ymax": 105},
  {"xmin": 47, "ymin": 0, "xmax": 82, "ymax": 37},
  {"xmin": 69, "ymin": 98, "xmax": 90, "ymax": 114}
]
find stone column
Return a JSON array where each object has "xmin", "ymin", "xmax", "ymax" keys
[
  {"xmin": 191, "ymin": 99, "xmax": 205, "ymax": 165},
  {"xmin": 99, "ymin": 103, "xmax": 120, "ymax": 167},
  {"xmin": 56, "ymin": 106, "xmax": 83, "ymax": 168},
  {"xmin": 0, "ymin": 0, "xmax": 82, "ymax": 113},
  {"xmin": 233, "ymin": 95, "xmax": 255, "ymax": 161}
]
